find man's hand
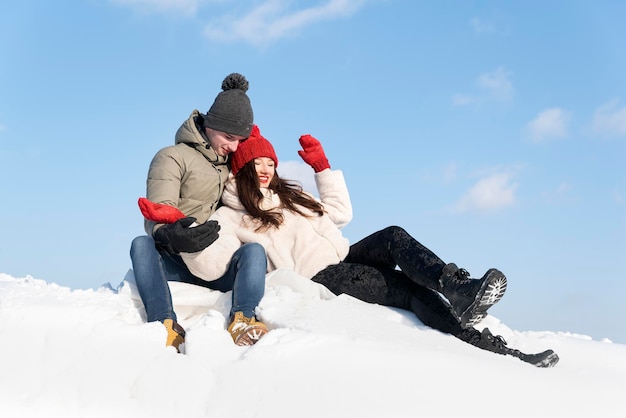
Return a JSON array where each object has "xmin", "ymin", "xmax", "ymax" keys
[
  {"xmin": 138, "ymin": 197, "xmax": 185, "ymax": 224},
  {"xmin": 153, "ymin": 217, "xmax": 221, "ymax": 254}
]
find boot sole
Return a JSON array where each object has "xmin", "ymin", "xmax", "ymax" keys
[
  {"xmin": 234, "ymin": 325, "xmax": 268, "ymax": 346},
  {"xmin": 459, "ymin": 269, "xmax": 507, "ymax": 328}
]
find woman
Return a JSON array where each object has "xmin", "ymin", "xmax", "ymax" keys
[{"xmin": 140, "ymin": 125, "xmax": 558, "ymax": 367}]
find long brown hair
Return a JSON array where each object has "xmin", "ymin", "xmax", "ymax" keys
[{"xmin": 236, "ymin": 160, "xmax": 324, "ymax": 231}]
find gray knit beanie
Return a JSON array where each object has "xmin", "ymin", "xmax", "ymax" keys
[{"xmin": 203, "ymin": 73, "xmax": 253, "ymax": 137}]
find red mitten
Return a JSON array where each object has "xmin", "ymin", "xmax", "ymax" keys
[
  {"xmin": 138, "ymin": 197, "xmax": 186, "ymax": 224},
  {"xmin": 297, "ymin": 134, "xmax": 330, "ymax": 173}
]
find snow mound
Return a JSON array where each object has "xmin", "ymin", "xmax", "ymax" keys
[{"xmin": 1, "ymin": 271, "xmax": 624, "ymax": 417}]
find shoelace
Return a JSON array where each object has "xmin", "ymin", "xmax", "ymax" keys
[
  {"xmin": 486, "ymin": 332, "xmax": 524, "ymax": 357},
  {"xmin": 452, "ymin": 268, "xmax": 472, "ymax": 284},
  {"xmin": 231, "ymin": 321, "xmax": 248, "ymax": 332},
  {"xmin": 487, "ymin": 333, "xmax": 507, "ymax": 348}
]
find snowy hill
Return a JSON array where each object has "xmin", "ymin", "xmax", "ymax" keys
[{"xmin": 1, "ymin": 271, "xmax": 624, "ymax": 418}]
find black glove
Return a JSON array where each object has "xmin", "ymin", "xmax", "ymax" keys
[{"xmin": 153, "ymin": 217, "xmax": 220, "ymax": 254}]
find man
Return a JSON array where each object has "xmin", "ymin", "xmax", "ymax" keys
[{"xmin": 130, "ymin": 73, "xmax": 268, "ymax": 352}]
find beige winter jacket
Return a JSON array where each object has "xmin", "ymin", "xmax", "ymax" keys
[
  {"xmin": 181, "ymin": 169, "xmax": 352, "ymax": 281},
  {"xmin": 144, "ymin": 110, "xmax": 230, "ymax": 236}
]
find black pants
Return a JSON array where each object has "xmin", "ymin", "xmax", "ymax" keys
[{"xmin": 311, "ymin": 226, "xmax": 465, "ymax": 336}]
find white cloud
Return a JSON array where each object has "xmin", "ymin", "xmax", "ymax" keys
[
  {"xmin": 453, "ymin": 67, "xmax": 514, "ymax": 106},
  {"xmin": 477, "ymin": 67, "xmax": 514, "ymax": 102},
  {"xmin": 453, "ymin": 172, "xmax": 517, "ymax": 213},
  {"xmin": 442, "ymin": 162, "xmax": 457, "ymax": 184},
  {"xmin": 203, "ymin": 0, "xmax": 369, "ymax": 46},
  {"xmin": 541, "ymin": 182, "xmax": 576, "ymax": 204},
  {"xmin": 276, "ymin": 160, "xmax": 317, "ymax": 196},
  {"xmin": 468, "ymin": 17, "xmax": 510, "ymax": 37},
  {"xmin": 111, "ymin": 0, "xmax": 370, "ymax": 45},
  {"xmin": 592, "ymin": 99, "xmax": 626, "ymax": 137},
  {"xmin": 452, "ymin": 94, "xmax": 478, "ymax": 106},
  {"xmin": 527, "ymin": 108, "xmax": 570, "ymax": 142},
  {"xmin": 110, "ymin": 0, "xmax": 205, "ymax": 16},
  {"xmin": 555, "ymin": 182, "xmax": 573, "ymax": 195},
  {"xmin": 469, "ymin": 17, "xmax": 495, "ymax": 35}
]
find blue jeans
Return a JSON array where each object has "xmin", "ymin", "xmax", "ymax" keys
[{"xmin": 130, "ymin": 235, "xmax": 266, "ymax": 322}]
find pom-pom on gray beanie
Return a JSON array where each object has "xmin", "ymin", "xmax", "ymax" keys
[{"xmin": 203, "ymin": 73, "xmax": 253, "ymax": 137}]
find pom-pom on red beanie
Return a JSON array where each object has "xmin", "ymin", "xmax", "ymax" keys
[{"xmin": 230, "ymin": 124, "xmax": 278, "ymax": 175}]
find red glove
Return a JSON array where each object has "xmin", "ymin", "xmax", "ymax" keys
[
  {"xmin": 138, "ymin": 198, "xmax": 186, "ymax": 224},
  {"xmin": 297, "ymin": 134, "xmax": 330, "ymax": 173}
]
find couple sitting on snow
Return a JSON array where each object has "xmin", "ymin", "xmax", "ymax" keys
[{"xmin": 130, "ymin": 73, "xmax": 558, "ymax": 367}]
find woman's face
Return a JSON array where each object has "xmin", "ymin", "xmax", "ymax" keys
[{"xmin": 254, "ymin": 157, "xmax": 275, "ymax": 187}]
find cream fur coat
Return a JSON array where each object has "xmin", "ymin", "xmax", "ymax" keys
[{"xmin": 180, "ymin": 169, "xmax": 352, "ymax": 281}]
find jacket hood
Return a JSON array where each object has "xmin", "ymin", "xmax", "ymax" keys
[{"xmin": 175, "ymin": 110, "xmax": 229, "ymax": 165}]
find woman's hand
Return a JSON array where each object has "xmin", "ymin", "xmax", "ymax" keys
[{"xmin": 297, "ymin": 134, "xmax": 330, "ymax": 173}]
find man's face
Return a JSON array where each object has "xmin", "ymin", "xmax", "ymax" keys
[{"xmin": 205, "ymin": 127, "xmax": 247, "ymax": 157}]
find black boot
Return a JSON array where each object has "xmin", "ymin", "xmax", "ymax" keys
[
  {"xmin": 459, "ymin": 327, "xmax": 560, "ymax": 367},
  {"xmin": 439, "ymin": 263, "xmax": 507, "ymax": 328}
]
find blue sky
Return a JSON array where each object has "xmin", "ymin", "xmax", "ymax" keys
[{"xmin": 1, "ymin": 0, "xmax": 625, "ymax": 344}]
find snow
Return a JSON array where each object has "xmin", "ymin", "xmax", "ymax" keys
[{"xmin": 1, "ymin": 270, "xmax": 624, "ymax": 418}]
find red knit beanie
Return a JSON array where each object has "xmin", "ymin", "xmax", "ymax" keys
[{"xmin": 230, "ymin": 124, "xmax": 278, "ymax": 175}]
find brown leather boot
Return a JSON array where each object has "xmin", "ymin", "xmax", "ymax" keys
[
  {"xmin": 163, "ymin": 319, "xmax": 186, "ymax": 353},
  {"xmin": 227, "ymin": 312, "xmax": 268, "ymax": 346}
]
